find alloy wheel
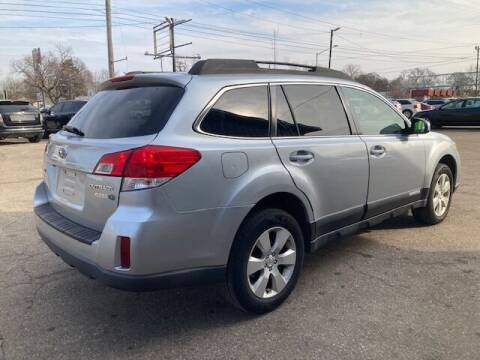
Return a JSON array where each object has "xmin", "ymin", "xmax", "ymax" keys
[
  {"xmin": 433, "ymin": 173, "xmax": 451, "ymax": 217},
  {"xmin": 247, "ymin": 227, "xmax": 296, "ymax": 299}
]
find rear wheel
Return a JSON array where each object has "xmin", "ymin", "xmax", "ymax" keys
[
  {"xmin": 413, "ymin": 163, "xmax": 453, "ymax": 225},
  {"xmin": 403, "ymin": 109, "xmax": 413, "ymax": 118},
  {"xmin": 28, "ymin": 135, "xmax": 41, "ymax": 143},
  {"xmin": 227, "ymin": 209, "xmax": 304, "ymax": 314}
]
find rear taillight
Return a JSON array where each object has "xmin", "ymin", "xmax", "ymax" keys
[
  {"xmin": 93, "ymin": 145, "xmax": 201, "ymax": 191},
  {"xmin": 94, "ymin": 149, "xmax": 133, "ymax": 176}
]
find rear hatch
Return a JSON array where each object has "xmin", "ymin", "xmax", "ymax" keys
[
  {"xmin": 43, "ymin": 83, "xmax": 185, "ymax": 231},
  {"xmin": 0, "ymin": 101, "xmax": 40, "ymax": 126}
]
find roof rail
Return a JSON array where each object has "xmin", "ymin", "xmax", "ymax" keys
[
  {"xmin": 255, "ymin": 60, "xmax": 316, "ymax": 72},
  {"xmin": 188, "ymin": 59, "xmax": 351, "ymax": 80}
]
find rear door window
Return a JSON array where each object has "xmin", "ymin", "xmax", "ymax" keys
[
  {"xmin": 67, "ymin": 86, "xmax": 184, "ymax": 139},
  {"xmin": 200, "ymin": 86, "xmax": 269, "ymax": 137},
  {"xmin": 282, "ymin": 85, "xmax": 351, "ymax": 136}
]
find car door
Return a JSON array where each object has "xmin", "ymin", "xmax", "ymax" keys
[
  {"xmin": 340, "ymin": 86, "xmax": 426, "ymax": 218},
  {"xmin": 462, "ymin": 99, "xmax": 480, "ymax": 125},
  {"xmin": 271, "ymin": 84, "xmax": 369, "ymax": 236},
  {"xmin": 44, "ymin": 102, "xmax": 64, "ymax": 130},
  {"xmin": 435, "ymin": 100, "xmax": 465, "ymax": 125}
]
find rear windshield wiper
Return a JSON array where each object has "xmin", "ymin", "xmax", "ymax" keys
[{"xmin": 62, "ymin": 125, "xmax": 84, "ymax": 137}]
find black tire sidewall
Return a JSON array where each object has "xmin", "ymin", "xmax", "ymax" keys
[
  {"xmin": 28, "ymin": 135, "xmax": 41, "ymax": 143},
  {"xmin": 227, "ymin": 208, "xmax": 304, "ymax": 314},
  {"xmin": 426, "ymin": 164, "xmax": 453, "ymax": 223},
  {"xmin": 403, "ymin": 110, "xmax": 413, "ymax": 118}
]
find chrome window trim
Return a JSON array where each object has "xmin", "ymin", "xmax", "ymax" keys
[{"xmin": 193, "ymin": 79, "xmax": 410, "ymax": 140}]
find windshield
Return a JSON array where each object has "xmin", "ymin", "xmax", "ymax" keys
[{"xmin": 67, "ymin": 86, "xmax": 184, "ymax": 139}]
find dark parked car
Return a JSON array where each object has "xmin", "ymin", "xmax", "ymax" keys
[
  {"xmin": 424, "ymin": 99, "xmax": 447, "ymax": 109},
  {"xmin": 43, "ymin": 100, "xmax": 87, "ymax": 134},
  {"xmin": 416, "ymin": 98, "xmax": 480, "ymax": 128},
  {"xmin": 0, "ymin": 100, "xmax": 43, "ymax": 142}
]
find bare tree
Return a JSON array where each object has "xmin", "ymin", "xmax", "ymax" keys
[
  {"xmin": 343, "ymin": 64, "xmax": 362, "ymax": 79},
  {"xmin": 400, "ymin": 67, "xmax": 437, "ymax": 88},
  {"xmin": 1, "ymin": 77, "xmax": 31, "ymax": 100},
  {"xmin": 12, "ymin": 45, "xmax": 93, "ymax": 104},
  {"xmin": 91, "ymin": 69, "xmax": 110, "ymax": 93}
]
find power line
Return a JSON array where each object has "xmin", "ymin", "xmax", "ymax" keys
[
  {"xmin": 242, "ymin": 0, "xmax": 474, "ymax": 46},
  {"xmin": 196, "ymin": 0, "xmax": 331, "ymax": 37}
]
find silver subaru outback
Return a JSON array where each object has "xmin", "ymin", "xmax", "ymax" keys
[{"xmin": 34, "ymin": 59, "xmax": 460, "ymax": 313}]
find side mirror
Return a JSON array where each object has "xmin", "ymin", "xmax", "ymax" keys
[{"xmin": 411, "ymin": 117, "xmax": 430, "ymax": 134}]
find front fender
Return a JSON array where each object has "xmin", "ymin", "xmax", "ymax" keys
[{"xmin": 423, "ymin": 132, "xmax": 461, "ymax": 189}]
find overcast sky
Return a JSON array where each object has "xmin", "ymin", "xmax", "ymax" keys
[{"xmin": 1, "ymin": 0, "xmax": 479, "ymax": 79}]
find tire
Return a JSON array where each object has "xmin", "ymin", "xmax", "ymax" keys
[
  {"xmin": 227, "ymin": 208, "xmax": 304, "ymax": 314},
  {"xmin": 403, "ymin": 109, "xmax": 413, "ymax": 119},
  {"xmin": 28, "ymin": 135, "xmax": 42, "ymax": 143},
  {"xmin": 413, "ymin": 163, "xmax": 453, "ymax": 225}
]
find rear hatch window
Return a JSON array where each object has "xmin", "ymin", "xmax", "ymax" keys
[
  {"xmin": 68, "ymin": 86, "xmax": 184, "ymax": 139},
  {"xmin": 0, "ymin": 104, "xmax": 37, "ymax": 113}
]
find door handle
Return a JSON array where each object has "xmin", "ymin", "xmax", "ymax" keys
[
  {"xmin": 289, "ymin": 151, "xmax": 314, "ymax": 164},
  {"xmin": 370, "ymin": 145, "xmax": 386, "ymax": 157}
]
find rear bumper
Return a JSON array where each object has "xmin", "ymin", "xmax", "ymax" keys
[
  {"xmin": 0, "ymin": 125, "xmax": 43, "ymax": 138},
  {"xmin": 38, "ymin": 227, "xmax": 225, "ymax": 291},
  {"xmin": 33, "ymin": 181, "xmax": 249, "ymax": 291}
]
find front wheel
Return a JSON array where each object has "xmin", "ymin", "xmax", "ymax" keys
[
  {"xmin": 413, "ymin": 163, "xmax": 453, "ymax": 225},
  {"xmin": 227, "ymin": 209, "xmax": 304, "ymax": 314},
  {"xmin": 403, "ymin": 109, "xmax": 413, "ymax": 118},
  {"xmin": 28, "ymin": 135, "xmax": 42, "ymax": 143}
]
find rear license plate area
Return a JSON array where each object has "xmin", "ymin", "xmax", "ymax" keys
[{"xmin": 56, "ymin": 168, "xmax": 86, "ymax": 206}]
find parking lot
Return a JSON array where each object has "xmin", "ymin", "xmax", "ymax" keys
[{"xmin": 0, "ymin": 128, "xmax": 479, "ymax": 360}]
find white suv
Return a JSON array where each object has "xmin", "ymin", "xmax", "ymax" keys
[{"xmin": 396, "ymin": 99, "xmax": 421, "ymax": 118}]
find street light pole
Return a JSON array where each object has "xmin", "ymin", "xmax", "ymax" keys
[{"xmin": 328, "ymin": 27, "xmax": 340, "ymax": 69}]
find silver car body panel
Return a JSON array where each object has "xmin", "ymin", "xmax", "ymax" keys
[{"xmin": 34, "ymin": 71, "xmax": 461, "ymax": 286}]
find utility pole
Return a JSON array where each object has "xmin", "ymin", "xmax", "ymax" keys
[
  {"xmin": 328, "ymin": 27, "xmax": 340, "ymax": 69},
  {"xmin": 105, "ymin": 0, "xmax": 114, "ymax": 77},
  {"xmin": 145, "ymin": 18, "xmax": 199, "ymax": 72},
  {"xmin": 168, "ymin": 18, "xmax": 176, "ymax": 72},
  {"xmin": 475, "ymin": 45, "xmax": 479, "ymax": 96}
]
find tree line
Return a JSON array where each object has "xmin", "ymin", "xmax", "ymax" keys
[
  {"xmin": 342, "ymin": 64, "xmax": 479, "ymax": 97},
  {"xmin": 2, "ymin": 45, "xmax": 478, "ymax": 105}
]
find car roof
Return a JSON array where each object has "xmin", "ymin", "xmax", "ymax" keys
[{"xmin": 100, "ymin": 59, "xmax": 363, "ymax": 91}]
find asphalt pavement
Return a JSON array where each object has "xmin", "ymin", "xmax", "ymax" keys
[{"xmin": 0, "ymin": 128, "xmax": 479, "ymax": 360}]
